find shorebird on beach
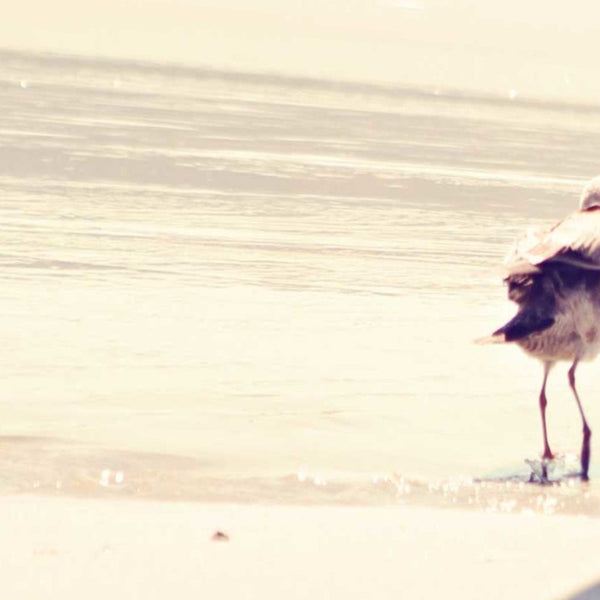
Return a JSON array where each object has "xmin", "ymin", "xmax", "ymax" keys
[{"xmin": 481, "ymin": 176, "xmax": 600, "ymax": 481}]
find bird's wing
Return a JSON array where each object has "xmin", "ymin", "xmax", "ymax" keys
[
  {"xmin": 504, "ymin": 226, "xmax": 546, "ymax": 275},
  {"xmin": 505, "ymin": 208, "xmax": 600, "ymax": 275}
]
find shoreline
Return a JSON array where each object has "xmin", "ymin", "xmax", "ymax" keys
[{"xmin": 0, "ymin": 436, "xmax": 597, "ymax": 517}]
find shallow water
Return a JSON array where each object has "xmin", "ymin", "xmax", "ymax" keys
[{"xmin": 3, "ymin": 49, "xmax": 600, "ymax": 511}]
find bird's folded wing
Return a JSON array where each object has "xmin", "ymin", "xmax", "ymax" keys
[{"xmin": 505, "ymin": 209, "xmax": 600, "ymax": 274}]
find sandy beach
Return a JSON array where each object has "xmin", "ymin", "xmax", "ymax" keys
[{"xmin": 1, "ymin": 496, "xmax": 598, "ymax": 600}]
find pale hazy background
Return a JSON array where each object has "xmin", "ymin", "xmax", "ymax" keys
[{"xmin": 4, "ymin": 0, "xmax": 600, "ymax": 103}]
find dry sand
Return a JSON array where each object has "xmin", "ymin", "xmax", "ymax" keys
[{"xmin": 2, "ymin": 496, "xmax": 599, "ymax": 600}]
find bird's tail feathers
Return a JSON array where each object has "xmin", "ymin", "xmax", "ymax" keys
[
  {"xmin": 476, "ymin": 311, "xmax": 555, "ymax": 346},
  {"xmin": 474, "ymin": 333, "xmax": 507, "ymax": 345}
]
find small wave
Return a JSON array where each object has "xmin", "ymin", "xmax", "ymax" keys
[{"xmin": 0, "ymin": 437, "xmax": 597, "ymax": 516}]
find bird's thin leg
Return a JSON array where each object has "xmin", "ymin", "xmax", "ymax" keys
[
  {"xmin": 568, "ymin": 359, "xmax": 592, "ymax": 481},
  {"xmin": 539, "ymin": 361, "xmax": 554, "ymax": 461}
]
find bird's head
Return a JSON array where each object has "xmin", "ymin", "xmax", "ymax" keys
[{"xmin": 580, "ymin": 176, "xmax": 600, "ymax": 210}]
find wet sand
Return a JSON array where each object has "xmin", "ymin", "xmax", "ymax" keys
[{"xmin": 3, "ymin": 496, "xmax": 599, "ymax": 600}]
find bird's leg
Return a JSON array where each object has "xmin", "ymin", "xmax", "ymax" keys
[
  {"xmin": 568, "ymin": 360, "xmax": 592, "ymax": 481},
  {"xmin": 530, "ymin": 362, "xmax": 555, "ymax": 483},
  {"xmin": 539, "ymin": 363, "xmax": 554, "ymax": 478}
]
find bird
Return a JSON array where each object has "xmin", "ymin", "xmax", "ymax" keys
[{"xmin": 481, "ymin": 176, "xmax": 600, "ymax": 481}]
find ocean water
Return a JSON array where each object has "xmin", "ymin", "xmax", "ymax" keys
[{"xmin": 3, "ymin": 49, "xmax": 600, "ymax": 512}]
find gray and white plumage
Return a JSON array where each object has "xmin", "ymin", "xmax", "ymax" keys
[{"xmin": 483, "ymin": 176, "xmax": 600, "ymax": 480}]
